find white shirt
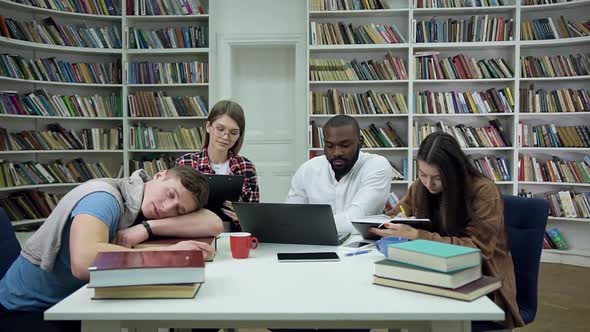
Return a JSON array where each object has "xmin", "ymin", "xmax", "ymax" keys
[
  {"xmin": 286, "ymin": 152, "xmax": 393, "ymax": 233},
  {"xmin": 210, "ymin": 159, "xmax": 230, "ymax": 175}
]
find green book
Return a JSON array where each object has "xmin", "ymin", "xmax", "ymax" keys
[{"xmin": 387, "ymin": 239, "xmax": 481, "ymax": 273}]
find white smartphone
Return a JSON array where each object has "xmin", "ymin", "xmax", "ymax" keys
[
  {"xmin": 342, "ymin": 241, "xmax": 373, "ymax": 249},
  {"xmin": 277, "ymin": 252, "xmax": 340, "ymax": 262}
]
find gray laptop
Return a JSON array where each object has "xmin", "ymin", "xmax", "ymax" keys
[{"xmin": 233, "ymin": 202, "xmax": 351, "ymax": 246}]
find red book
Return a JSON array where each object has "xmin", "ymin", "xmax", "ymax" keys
[{"xmin": 88, "ymin": 250, "xmax": 205, "ymax": 288}]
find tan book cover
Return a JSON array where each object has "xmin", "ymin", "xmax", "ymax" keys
[{"xmin": 374, "ymin": 275, "xmax": 501, "ymax": 302}]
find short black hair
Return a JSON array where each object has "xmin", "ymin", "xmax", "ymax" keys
[{"xmin": 324, "ymin": 115, "xmax": 360, "ymax": 134}]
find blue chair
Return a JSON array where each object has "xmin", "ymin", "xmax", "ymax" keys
[
  {"xmin": 0, "ymin": 207, "xmax": 21, "ymax": 279},
  {"xmin": 502, "ymin": 195, "xmax": 549, "ymax": 325}
]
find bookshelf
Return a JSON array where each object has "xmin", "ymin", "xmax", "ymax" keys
[
  {"xmin": 0, "ymin": 0, "xmax": 211, "ymax": 230},
  {"xmin": 307, "ymin": 0, "xmax": 590, "ymax": 266}
]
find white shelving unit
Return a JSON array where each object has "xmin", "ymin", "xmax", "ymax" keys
[
  {"xmin": 306, "ymin": 0, "xmax": 590, "ymax": 266},
  {"xmin": 0, "ymin": 0, "xmax": 211, "ymax": 228}
]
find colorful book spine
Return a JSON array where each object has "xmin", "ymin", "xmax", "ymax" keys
[
  {"xmin": 0, "ymin": 91, "xmax": 121, "ymax": 117},
  {"xmin": 0, "ymin": 16, "xmax": 122, "ymax": 48},
  {"xmin": 546, "ymin": 227, "xmax": 569, "ymax": 250},
  {"xmin": 128, "ymin": 26, "xmax": 208, "ymax": 49},
  {"xmin": 128, "ymin": 92, "xmax": 208, "ymax": 117},
  {"xmin": 414, "ymin": 88, "xmax": 514, "ymax": 114},
  {"xmin": 7, "ymin": 0, "xmax": 120, "ymax": 15},
  {"xmin": 519, "ymin": 155, "xmax": 590, "ymax": 183},
  {"xmin": 130, "ymin": 0, "xmax": 206, "ymax": 15},
  {"xmin": 415, "ymin": 0, "xmax": 505, "ymax": 8},
  {"xmin": 129, "ymin": 124, "xmax": 204, "ymax": 150},
  {"xmin": 472, "ymin": 156, "xmax": 511, "ymax": 181},
  {"xmin": 309, "ymin": 52, "xmax": 408, "ymax": 81},
  {"xmin": 521, "ymin": 17, "xmax": 590, "ymax": 40},
  {"xmin": 517, "ymin": 123, "xmax": 590, "ymax": 148},
  {"xmin": 413, "ymin": 120, "xmax": 510, "ymax": 148},
  {"xmin": 310, "ymin": 90, "xmax": 407, "ymax": 115},
  {"xmin": 544, "ymin": 190, "xmax": 590, "ymax": 219},
  {"xmin": 520, "ymin": 54, "xmax": 590, "ymax": 78},
  {"xmin": 415, "ymin": 16, "xmax": 514, "ymax": 43},
  {"xmin": 128, "ymin": 61, "xmax": 208, "ymax": 84},
  {"xmin": 0, "ymin": 54, "xmax": 121, "ymax": 84},
  {"xmin": 414, "ymin": 53, "xmax": 513, "ymax": 80},
  {"xmin": 310, "ymin": 0, "xmax": 389, "ymax": 11},
  {"xmin": 519, "ymin": 87, "xmax": 590, "ymax": 113},
  {"xmin": 310, "ymin": 122, "xmax": 406, "ymax": 148},
  {"xmin": 310, "ymin": 22, "xmax": 405, "ymax": 45}
]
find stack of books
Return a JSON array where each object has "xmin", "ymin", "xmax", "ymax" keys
[
  {"xmin": 88, "ymin": 250, "xmax": 206, "ymax": 299},
  {"xmin": 373, "ymin": 240, "xmax": 501, "ymax": 301}
]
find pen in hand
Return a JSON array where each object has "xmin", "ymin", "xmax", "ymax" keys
[{"xmin": 344, "ymin": 249, "xmax": 372, "ymax": 257}]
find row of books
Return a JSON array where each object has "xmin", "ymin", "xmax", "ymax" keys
[
  {"xmin": 520, "ymin": 54, "xmax": 590, "ymax": 78},
  {"xmin": 414, "ymin": 52, "xmax": 513, "ymax": 80},
  {"xmin": 0, "ymin": 16, "xmax": 122, "ymax": 49},
  {"xmin": 309, "ymin": 121, "xmax": 406, "ymax": 148},
  {"xmin": 129, "ymin": 125, "xmax": 203, "ymax": 150},
  {"xmin": 310, "ymin": 90, "xmax": 408, "ymax": 115},
  {"xmin": 309, "ymin": 22, "xmax": 405, "ymax": 45},
  {"xmin": 309, "ymin": 53, "xmax": 408, "ymax": 81},
  {"xmin": 0, "ymin": 125, "xmax": 123, "ymax": 151},
  {"xmin": 0, "ymin": 190, "xmax": 62, "ymax": 221},
  {"xmin": 414, "ymin": 0, "xmax": 505, "ymax": 8},
  {"xmin": 546, "ymin": 189, "xmax": 590, "ymax": 219},
  {"xmin": 131, "ymin": 156, "xmax": 176, "ymax": 178},
  {"xmin": 128, "ymin": 0, "xmax": 206, "ymax": 16},
  {"xmin": 524, "ymin": 0, "xmax": 576, "ymax": 5},
  {"xmin": 0, "ymin": 54, "xmax": 121, "ymax": 84},
  {"xmin": 519, "ymin": 87, "xmax": 589, "ymax": 113},
  {"xmin": 0, "ymin": 158, "xmax": 115, "ymax": 188},
  {"xmin": 517, "ymin": 124, "xmax": 590, "ymax": 148},
  {"xmin": 544, "ymin": 227, "xmax": 569, "ymax": 250},
  {"xmin": 128, "ymin": 92, "xmax": 208, "ymax": 118},
  {"xmin": 472, "ymin": 156, "xmax": 512, "ymax": 181},
  {"xmin": 128, "ymin": 26, "xmax": 207, "ymax": 49},
  {"xmin": 414, "ymin": 88, "xmax": 514, "ymax": 114},
  {"xmin": 415, "ymin": 16, "xmax": 514, "ymax": 43},
  {"xmin": 413, "ymin": 120, "xmax": 510, "ymax": 148},
  {"xmin": 0, "ymin": 90, "xmax": 121, "ymax": 118},
  {"xmin": 519, "ymin": 155, "xmax": 590, "ymax": 183},
  {"xmin": 10, "ymin": 0, "xmax": 119, "ymax": 16},
  {"xmin": 374, "ymin": 240, "xmax": 501, "ymax": 302},
  {"xmin": 309, "ymin": 0, "xmax": 389, "ymax": 11},
  {"xmin": 521, "ymin": 17, "xmax": 590, "ymax": 41},
  {"xmin": 127, "ymin": 61, "xmax": 208, "ymax": 84}
]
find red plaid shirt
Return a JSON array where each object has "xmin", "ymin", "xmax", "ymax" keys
[{"xmin": 176, "ymin": 148, "xmax": 260, "ymax": 203}]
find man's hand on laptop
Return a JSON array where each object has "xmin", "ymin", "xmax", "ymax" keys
[{"xmin": 221, "ymin": 201, "xmax": 239, "ymax": 222}]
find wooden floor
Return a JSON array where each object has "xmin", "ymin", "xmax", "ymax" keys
[{"xmin": 517, "ymin": 263, "xmax": 590, "ymax": 332}]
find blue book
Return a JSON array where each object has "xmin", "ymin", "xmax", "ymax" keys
[{"xmin": 387, "ymin": 239, "xmax": 481, "ymax": 273}]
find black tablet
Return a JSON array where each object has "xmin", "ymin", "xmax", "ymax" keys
[{"xmin": 204, "ymin": 174, "xmax": 245, "ymax": 220}]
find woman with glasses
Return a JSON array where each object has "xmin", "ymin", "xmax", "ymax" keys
[{"xmin": 176, "ymin": 100, "xmax": 259, "ymax": 231}]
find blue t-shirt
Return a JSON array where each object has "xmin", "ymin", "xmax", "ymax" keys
[{"xmin": 0, "ymin": 192, "xmax": 121, "ymax": 311}]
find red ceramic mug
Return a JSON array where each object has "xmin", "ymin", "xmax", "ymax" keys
[{"xmin": 230, "ymin": 232, "xmax": 259, "ymax": 259}]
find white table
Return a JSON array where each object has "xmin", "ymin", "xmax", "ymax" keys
[{"xmin": 45, "ymin": 234, "xmax": 504, "ymax": 332}]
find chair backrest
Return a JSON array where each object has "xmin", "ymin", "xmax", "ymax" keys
[
  {"xmin": 502, "ymin": 195, "xmax": 549, "ymax": 325},
  {"xmin": 0, "ymin": 207, "xmax": 21, "ymax": 279}
]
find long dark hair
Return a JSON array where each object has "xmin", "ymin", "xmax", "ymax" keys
[{"xmin": 416, "ymin": 132, "xmax": 485, "ymax": 236}]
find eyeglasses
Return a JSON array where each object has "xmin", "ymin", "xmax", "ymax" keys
[{"xmin": 212, "ymin": 125, "xmax": 240, "ymax": 139}]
